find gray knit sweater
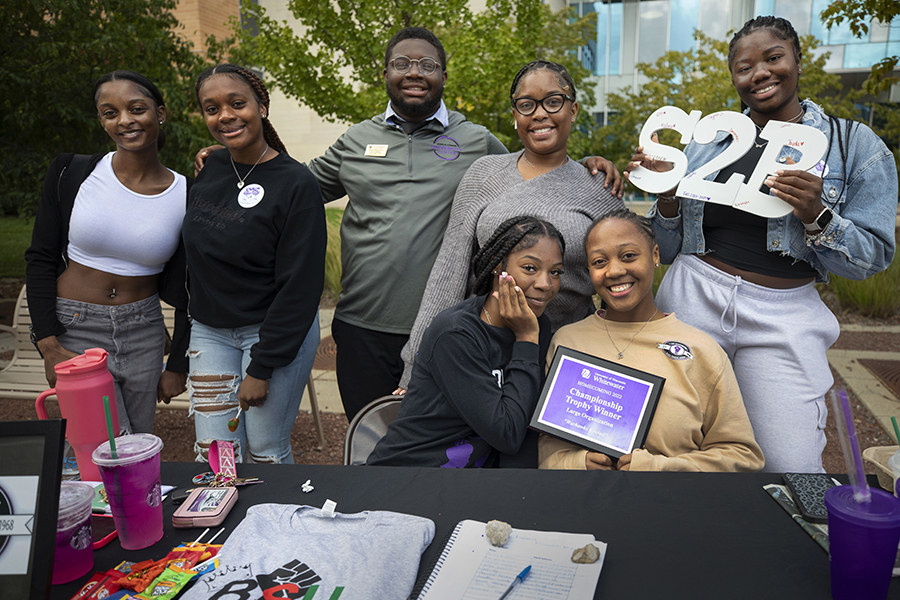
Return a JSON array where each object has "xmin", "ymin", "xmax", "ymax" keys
[{"xmin": 399, "ymin": 151, "xmax": 624, "ymax": 388}]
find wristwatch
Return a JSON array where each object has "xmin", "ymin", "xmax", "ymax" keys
[{"xmin": 803, "ymin": 206, "xmax": 834, "ymax": 232}]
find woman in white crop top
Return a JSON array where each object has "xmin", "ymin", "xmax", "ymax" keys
[{"xmin": 25, "ymin": 70, "xmax": 190, "ymax": 435}]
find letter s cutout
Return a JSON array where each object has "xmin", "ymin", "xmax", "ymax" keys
[
  {"xmin": 627, "ymin": 106, "xmax": 701, "ymax": 194},
  {"xmin": 733, "ymin": 121, "xmax": 828, "ymax": 218}
]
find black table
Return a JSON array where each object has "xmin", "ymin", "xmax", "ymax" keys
[{"xmin": 53, "ymin": 463, "xmax": 900, "ymax": 600}]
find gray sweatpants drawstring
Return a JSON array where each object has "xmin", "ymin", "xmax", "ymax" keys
[{"xmin": 720, "ymin": 275, "xmax": 741, "ymax": 333}]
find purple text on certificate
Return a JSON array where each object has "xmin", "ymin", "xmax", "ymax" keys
[{"xmin": 537, "ymin": 355, "xmax": 654, "ymax": 453}]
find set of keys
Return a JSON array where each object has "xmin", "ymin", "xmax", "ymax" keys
[{"xmin": 192, "ymin": 471, "xmax": 264, "ymax": 487}]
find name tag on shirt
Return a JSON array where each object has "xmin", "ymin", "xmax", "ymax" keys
[{"xmin": 365, "ymin": 144, "xmax": 389, "ymax": 157}]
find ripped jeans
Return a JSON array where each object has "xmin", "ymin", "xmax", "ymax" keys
[{"xmin": 187, "ymin": 316, "xmax": 319, "ymax": 464}]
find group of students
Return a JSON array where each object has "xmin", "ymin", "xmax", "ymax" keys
[{"xmin": 27, "ymin": 16, "xmax": 896, "ymax": 474}]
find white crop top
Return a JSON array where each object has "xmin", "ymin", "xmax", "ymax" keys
[{"xmin": 68, "ymin": 153, "xmax": 187, "ymax": 276}]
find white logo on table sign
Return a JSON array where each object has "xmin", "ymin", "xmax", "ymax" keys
[{"xmin": 238, "ymin": 184, "xmax": 265, "ymax": 208}]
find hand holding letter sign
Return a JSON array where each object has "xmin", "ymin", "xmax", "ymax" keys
[{"xmin": 628, "ymin": 106, "xmax": 827, "ymax": 218}]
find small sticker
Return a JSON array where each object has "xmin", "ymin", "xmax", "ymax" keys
[
  {"xmin": 238, "ymin": 184, "xmax": 265, "ymax": 208},
  {"xmin": 70, "ymin": 524, "xmax": 92, "ymax": 550},
  {"xmin": 657, "ymin": 341, "xmax": 694, "ymax": 360},
  {"xmin": 365, "ymin": 144, "xmax": 389, "ymax": 157},
  {"xmin": 808, "ymin": 159, "xmax": 830, "ymax": 178},
  {"xmin": 147, "ymin": 481, "xmax": 162, "ymax": 507}
]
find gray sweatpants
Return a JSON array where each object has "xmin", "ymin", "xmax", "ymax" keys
[
  {"xmin": 656, "ymin": 254, "xmax": 839, "ymax": 473},
  {"xmin": 56, "ymin": 294, "xmax": 166, "ymax": 434}
]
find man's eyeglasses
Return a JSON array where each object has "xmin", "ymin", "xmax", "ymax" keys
[
  {"xmin": 512, "ymin": 93, "xmax": 574, "ymax": 116},
  {"xmin": 389, "ymin": 56, "xmax": 442, "ymax": 76}
]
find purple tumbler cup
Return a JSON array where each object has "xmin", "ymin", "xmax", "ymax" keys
[{"xmin": 824, "ymin": 486, "xmax": 900, "ymax": 600}]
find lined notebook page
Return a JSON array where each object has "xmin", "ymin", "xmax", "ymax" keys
[{"xmin": 417, "ymin": 519, "xmax": 606, "ymax": 599}]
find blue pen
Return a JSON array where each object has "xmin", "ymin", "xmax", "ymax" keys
[{"xmin": 498, "ymin": 565, "xmax": 531, "ymax": 600}]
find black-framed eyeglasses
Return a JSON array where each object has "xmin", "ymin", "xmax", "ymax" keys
[
  {"xmin": 512, "ymin": 93, "xmax": 574, "ymax": 116},
  {"xmin": 389, "ymin": 56, "xmax": 442, "ymax": 76}
]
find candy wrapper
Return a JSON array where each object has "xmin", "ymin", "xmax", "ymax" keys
[{"xmin": 135, "ymin": 566, "xmax": 198, "ymax": 600}]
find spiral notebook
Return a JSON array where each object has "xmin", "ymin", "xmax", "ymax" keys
[{"xmin": 416, "ymin": 519, "xmax": 606, "ymax": 600}]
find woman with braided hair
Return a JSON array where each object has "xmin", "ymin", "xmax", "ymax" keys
[
  {"xmin": 183, "ymin": 64, "xmax": 327, "ymax": 463},
  {"xmin": 398, "ymin": 60, "xmax": 624, "ymax": 393},
  {"xmin": 368, "ymin": 216, "xmax": 564, "ymax": 468},
  {"xmin": 627, "ymin": 16, "xmax": 897, "ymax": 473}
]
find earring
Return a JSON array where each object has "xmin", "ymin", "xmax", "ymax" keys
[
  {"xmin": 513, "ymin": 121, "xmax": 517, "ymax": 130},
  {"xmin": 159, "ymin": 121, "xmax": 163, "ymax": 125},
  {"xmin": 655, "ymin": 263, "xmax": 659, "ymax": 268}
]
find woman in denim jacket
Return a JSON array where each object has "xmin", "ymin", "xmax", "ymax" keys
[{"xmin": 627, "ymin": 16, "xmax": 897, "ymax": 473}]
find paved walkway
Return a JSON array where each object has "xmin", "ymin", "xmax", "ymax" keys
[
  {"xmin": 827, "ymin": 324, "xmax": 900, "ymax": 443},
  {"xmin": 5, "ymin": 310, "xmax": 898, "ymax": 440}
]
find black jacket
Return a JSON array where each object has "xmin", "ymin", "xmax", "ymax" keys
[{"xmin": 24, "ymin": 153, "xmax": 191, "ymax": 373}]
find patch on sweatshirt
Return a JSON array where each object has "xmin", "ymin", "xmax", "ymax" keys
[{"xmin": 657, "ymin": 341, "xmax": 694, "ymax": 361}]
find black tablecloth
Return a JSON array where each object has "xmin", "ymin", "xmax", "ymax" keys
[{"xmin": 52, "ymin": 464, "xmax": 900, "ymax": 600}]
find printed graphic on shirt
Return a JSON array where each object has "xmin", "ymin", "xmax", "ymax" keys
[
  {"xmin": 206, "ymin": 559, "xmax": 345, "ymax": 599},
  {"xmin": 491, "ymin": 369, "xmax": 503, "ymax": 388},
  {"xmin": 441, "ymin": 437, "xmax": 489, "ymax": 469},
  {"xmin": 189, "ymin": 197, "xmax": 246, "ymax": 230},
  {"xmin": 431, "ymin": 135, "xmax": 461, "ymax": 161},
  {"xmin": 657, "ymin": 341, "xmax": 694, "ymax": 360}
]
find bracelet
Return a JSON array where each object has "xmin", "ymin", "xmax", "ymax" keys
[{"xmin": 657, "ymin": 194, "xmax": 679, "ymax": 204}]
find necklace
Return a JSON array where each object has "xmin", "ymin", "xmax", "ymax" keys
[
  {"xmin": 482, "ymin": 306, "xmax": 493, "ymax": 326},
  {"xmin": 753, "ymin": 107, "xmax": 804, "ymax": 149},
  {"xmin": 603, "ymin": 309, "xmax": 658, "ymax": 360},
  {"xmin": 230, "ymin": 144, "xmax": 269, "ymax": 189},
  {"xmin": 522, "ymin": 154, "xmax": 568, "ymax": 175}
]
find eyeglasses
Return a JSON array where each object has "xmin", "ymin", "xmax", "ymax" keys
[
  {"xmin": 512, "ymin": 93, "xmax": 574, "ymax": 116},
  {"xmin": 389, "ymin": 56, "xmax": 441, "ymax": 76}
]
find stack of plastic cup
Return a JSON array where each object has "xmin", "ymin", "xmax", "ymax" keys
[
  {"xmin": 91, "ymin": 434, "xmax": 164, "ymax": 550},
  {"xmin": 53, "ymin": 482, "xmax": 94, "ymax": 584},
  {"xmin": 825, "ymin": 485, "xmax": 900, "ymax": 600}
]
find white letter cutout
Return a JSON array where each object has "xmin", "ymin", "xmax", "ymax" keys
[
  {"xmin": 627, "ymin": 106, "xmax": 701, "ymax": 194},
  {"xmin": 630, "ymin": 108, "xmax": 828, "ymax": 218}
]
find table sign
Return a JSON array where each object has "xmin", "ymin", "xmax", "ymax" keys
[
  {"xmin": 627, "ymin": 106, "xmax": 828, "ymax": 218},
  {"xmin": 530, "ymin": 346, "xmax": 664, "ymax": 458}
]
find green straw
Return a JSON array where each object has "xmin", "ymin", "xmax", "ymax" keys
[
  {"xmin": 892, "ymin": 416, "xmax": 900, "ymax": 445},
  {"xmin": 103, "ymin": 395, "xmax": 117, "ymax": 460}
]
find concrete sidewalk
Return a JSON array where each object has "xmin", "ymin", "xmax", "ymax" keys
[{"xmin": 827, "ymin": 324, "xmax": 900, "ymax": 443}]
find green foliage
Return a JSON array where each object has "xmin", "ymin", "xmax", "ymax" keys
[
  {"xmin": 820, "ymin": 0, "xmax": 900, "ymax": 94},
  {"xmin": 824, "ymin": 251, "xmax": 900, "ymax": 318},
  {"xmin": 0, "ymin": 217, "xmax": 32, "ymax": 278},
  {"xmin": 1, "ymin": 0, "xmax": 218, "ymax": 217},
  {"xmin": 226, "ymin": 0, "xmax": 596, "ymax": 155},
  {"xmin": 323, "ymin": 208, "xmax": 343, "ymax": 303}
]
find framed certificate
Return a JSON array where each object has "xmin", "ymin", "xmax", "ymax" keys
[
  {"xmin": 530, "ymin": 346, "xmax": 665, "ymax": 458},
  {"xmin": 0, "ymin": 419, "xmax": 66, "ymax": 600}
]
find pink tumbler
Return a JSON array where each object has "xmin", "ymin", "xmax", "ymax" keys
[{"xmin": 35, "ymin": 348, "xmax": 118, "ymax": 481}]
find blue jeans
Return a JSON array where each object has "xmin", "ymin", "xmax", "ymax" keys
[
  {"xmin": 56, "ymin": 295, "xmax": 166, "ymax": 435},
  {"xmin": 187, "ymin": 315, "xmax": 319, "ymax": 464}
]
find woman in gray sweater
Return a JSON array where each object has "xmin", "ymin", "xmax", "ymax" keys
[{"xmin": 398, "ymin": 60, "xmax": 624, "ymax": 390}]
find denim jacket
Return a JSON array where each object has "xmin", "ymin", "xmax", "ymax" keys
[{"xmin": 649, "ymin": 100, "xmax": 897, "ymax": 282}]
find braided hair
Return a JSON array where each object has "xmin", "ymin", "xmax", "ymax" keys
[
  {"xmin": 509, "ymin": 60, "xmax": 576, "ymax": 103},
  {"xmin": 195, "ymin": 64, "xmax": 287, "ymax": 154},
  {"xmin": 93, "ymin": 70, "xmax": 167, "ymax": 150},
  {"xmin": 471, "ymin": 216, "xmax": 566, "ymax": 296},
  {"xmin": 728, "ymin": 16, "xmax": 854, "ymax": 211},
  {"xmin": 728, "ymin": 16, "xmax": 801, "ymax": 70},
  {"xmin": 584, "ymin": 209, "xmax": 655, "ymax": 257}
]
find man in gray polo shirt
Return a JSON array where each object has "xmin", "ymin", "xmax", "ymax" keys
[{"xmin": 307, "ymin": 27, "xmax": 510, "ymax": 421}]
